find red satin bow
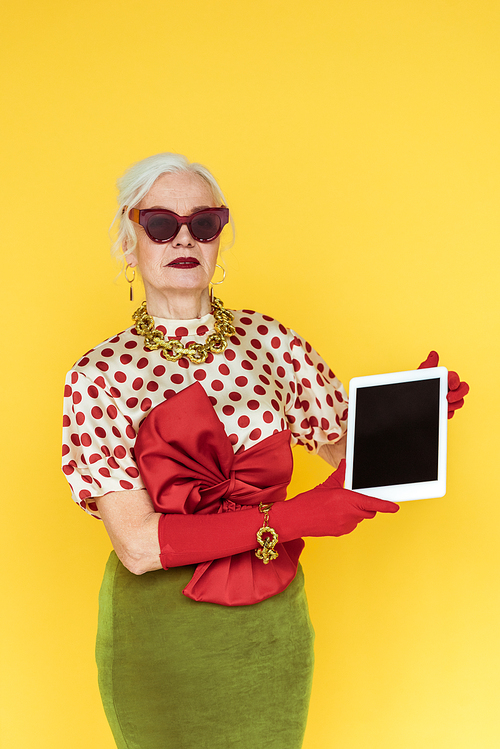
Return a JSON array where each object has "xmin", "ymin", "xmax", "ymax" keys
[{"xmin": 135, "ymin": 382, "xmax": 305, "ymax": 605}]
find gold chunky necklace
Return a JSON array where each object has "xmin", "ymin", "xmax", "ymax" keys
[{"xmin": 132, "ymin": 296, "xmax": 236, "ymax": 364}]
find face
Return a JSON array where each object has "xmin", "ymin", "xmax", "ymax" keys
[{"xmin": 125, "ymin": 171, "xmax": 221, "ymax": 307}]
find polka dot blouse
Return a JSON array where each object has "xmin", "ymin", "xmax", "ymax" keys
[{"xmin": 62, "ymin": 309, "xmax": 348, "ymax": 519}]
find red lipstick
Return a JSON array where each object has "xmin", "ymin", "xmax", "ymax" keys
[{"xmin": 167, "ymin": 257, "xmax": 200, "ymax": 269}]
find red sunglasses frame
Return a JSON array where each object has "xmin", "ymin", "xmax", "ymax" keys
[{"xmin": 128, "ymin": 206, "xmax": 229, "ymax": 244}]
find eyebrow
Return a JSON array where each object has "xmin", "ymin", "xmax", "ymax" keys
[{"xmin": 146, "ymin": 204, "xmax": 214, "ymax": 214}]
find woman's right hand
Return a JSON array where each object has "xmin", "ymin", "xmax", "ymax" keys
[{"xmin": 277, "ymin": 460, "xmax": 399, "ymax": 539}]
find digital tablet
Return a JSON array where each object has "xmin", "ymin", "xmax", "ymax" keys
[{"xmin": 345, "ymin": 367, "xmax": 448, "ymax": 501}]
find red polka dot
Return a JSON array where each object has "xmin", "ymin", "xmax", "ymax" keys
[
  {"xmin": 95, "ymin": 427, "xmax": 106, "ymax": 438},
  {"xmin": 271, "ymin": 400, "xmax": 280, "ymax": 411},
  {"xmin": 112, "ymin": 426, "xmax": 121, "ymax": 438},
  {"xmin": 125, "ymin": 340, "xmax": 137, "ymax": 349},
  {"xmin": 235, "ymin": 327, "xmax": 246, "ymax": 337},
  {"xmin": 120, "ymin": 480, "xmax": 134, "ymax": 490},
  {"xmin": 266, "ymin": 352, "xmax": 275, "ymax": 363},
  {"xmin": 157, "ymin": 325, "xmax": 167, "ymax": 335},
  {"xmin": 106, "ymin": 405, "xmax": 118, "ymax": 419},
  {"xmin": 219, "ymin": 363, "xmax": 230, "ymax": 375},
  {"xmin": 235, "ymin": 376, "xmax": 248, "ymax": 387},
  {"xmin": 153, "ymin": 365, "xmax": 166, "ymax": 376},
  {"xmin": 89, "ymin": 453, "xmax": 101, "ymax": 464},
  {"xmin": 82, "ymin": 474, "xmax": 93, "ymax": 484},
  {"xmin": 110, "ymin": 336, "xmax": 120, "ymax": 343},
  {"xmin": 114, "ymin": 445, "xmax": 127, "ymax": 459},
  {"xmin": 171, "ymin": 374, "xmax": 184, "ymax": 385},
  {"xmin": 62, "ymin": 443, "xmax": 70, "ymax": 455},
  {"xmin": 240, "ymin": 317, "xmax": 253, "ymax": 325},
  {"xmin": 335, "ymin": 390, "xmax": 344, "ymax": 402},
  {"xmin": 64, "ymin": 385, "xmax": 72, "ymax": 397},
  {"xmin": 164, "ymin": 389, "xmax": 176, "ymax": 399},
  {"xmin": 132, "ymin": 377, "xmax": 144, "ymax": 390},
  {"xmin": 316, "ymin": 374, "xmax": 325, "ymax": 387},
  {"xmin": 222, "ymin": 405, "xmax": 235, "ymax": 416},
  {"xmin": 228, "ymin": 434, "xmax": 238, "ymax": 445},
  {"xmin": 329, "ymin": 369, "xmax": 336, "ymax": 379},
  {"xmin": 257, "ymin": 325, "xmax": 268, "ymax": 335},
  {"xmin": 229, "ymin": 391, "xmax": 241, "ymax": 402},
  {"xmin": 271, "ymin": 337, "xmax": 281, "ymax": 349},
  {"xmin": 326, "ymin": 394, "xmax": 334, "ymax": 407},
  {"xmin": 301, "ymin": 418, "xmax": 310, "ymax": 430},
  {"xmin": 126, "ymin": 397, "xmax": 138, "ymax": 408},
  {"xmin": 141, "ymin": 398, "xmax": 152, "ymax": 411},
  {"xmin": 259, "ymin": 375, "xmax": 270, "ymax": 385},
  {"xmin": 302, "ymin": 401, "xmax": 311, "ymax": 413},
  {"xmin": 197, "ymin": 325, "xmax": 209, "ymax": 335},
  {"xmin": 245, "ymin": 350, "xmax": 258, "ymax": 361},
  {"xmin": 293, "ymin": 360, "xmax": 301, "ymax": 372},
  {"xmin": 109, "ymin": 387, "xmax": 121, "ymax": 398},
  {"xmin": 101, "ymin": 446, "xmax": 110, "ymax": 457},
  {"xmin": 75, "ymin": 412, "xmax": 85, "ymax": 425},
  {"xmin": 254, "ymin": 385, "xmax": 266, "ymax": 395},
  {"xmin": 79, "ymin": 490, "xmax": 91, "ymax": 500},
  {"xmin": 62, "ymin": 464, "xmax": 74, "ymax": 475},
  {"xmin": 126, "ymin": 466, "xmax": 140, "ymax": 478},
  {"xmin": 263, "ymin": 364, "xmax": 272, "ymax": 375},
  {"xmin": 263, "ymin": 411, "xmax": 274, "ymax": 423},
  {"xmin": 108, "ymin": 457, "xmax": 119, "ymax": 469},
  {"xmin": 96, "ymin": 361, "xmax": 109, "ymax": 371},
  {"xmin": 72, "ymin": 392, "xmax": 82, "ymax": 405},
  {"xmin": 137, "ymin": 357, "xmax": 149, "ymax": 369},
  {"xmin": 249, "ymin": 428, "xmax": 262, "ymax": 441},
  {"xmin": 230, "ymin": 336, "xmax": 240, "ymax": 345},
  {"xmin": 70, "ymin": 434, "xmax": 80, "ymax": 446},
  {"xmin": 341, "ymin": 408, "xmax": 348, "ymax": 421},
  {"xmin": 302, "ymin": 377, "xmax": 312, "ymax": 388},
  {"xmin": 247, "ymin": 400, "xmax": 260, "ymax": 410},
  {"xmin": 126, "ymin": 425, "xmax": 136, "ymax": 439},
  {"xmin": 275, "ymin": 379, "xmax": 284, "ymax": 390},
  {"xmin": 241, "ymin": 360, "xmax": 254, "ymax": 370},
  {"xmin": 147, "ymin": 381, "xmax": 159, "ymax": 391},
  {"xmin": 238, "ymin": 415, "xmax": 250, "ymax": 428},
  {"xmin": 71, "ymin": 372, "xmax": 78, "ymax": 385},
  {"xmin": 78, "ymin": 357, "xmax": 90, "ymax": 366},
  {"xmin": 283, "ymin": 352, "xmax": 292, "ymax": 364},
  {"xmin": 113, "ymin": 372, "xmax": 125, "ymax": 384},
  {"xmin": 208, "ymin": 396, "xmax": 217, "ymax": 406},
  {"xmin": 174, "ymin": 327, "xmax": 189, "ymax": 337},
  {"xmin": 250, "ymin": 339, "xmax": 262, "ymax": 349},
  {"xmin": 95, "ymin": 376, "xmax": 106, "ymax": 388},
  {"xmin": 119, "ymin": 354, "xmax": 132, "ymax": 365},
  {"xmin": 327, "ymin": 432, "xmax": 340, "ymax": 442},
  {"xmin": 194, "ymin": 369, "xmax": 206, "ymax": 380},
  {"xmin": 263, "ymin": 314, "xmax": 274, "ymax": 322},
  {"xmin": 101, "ymin": 348, "xmax": 114, "ymax": 357},
  {"xmin": 179, "ymin": 358, "xmax": 189, "ymax": 369},
  {"xmin": 205, "ymin": 353, "xmax": 214, "ymax": 364},
  {"xmin": 224, "ymin": 349, "xmax": 236, "ymax": 361},
  {"xmin": 81, "ymin": 433, "xmax": 92, "ymax": 447},
  {"xmin": 211, "ymin": 380, "xmax": 224, "ymax": 391}
]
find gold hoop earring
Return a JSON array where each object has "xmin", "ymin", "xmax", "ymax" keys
[
  {"xmin": 125, "ymin": 264, "xmax": 136, "ymax": 301},
  {"xmin": 211, "ymin": 264, "xmax": 226, "ymax": 286}
]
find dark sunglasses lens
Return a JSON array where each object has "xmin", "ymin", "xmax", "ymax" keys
[
  {"xmin": 147, "ymin": 214, "xmax": 178, "ymax": 241},
  {"xmin": 190, "ymin": 212, "xmax": 221, "ymax": 240}
]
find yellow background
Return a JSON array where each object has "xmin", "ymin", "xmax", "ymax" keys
[{"xmin": 1, "ymin": 0, "xmax": 499, "ymax": 747}]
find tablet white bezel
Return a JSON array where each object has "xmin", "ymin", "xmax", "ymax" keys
[{"xmin": 345, "ymin": 367, "xmax": 448, "ymax": 501}]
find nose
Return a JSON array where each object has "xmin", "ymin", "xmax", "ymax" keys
[{"xmin": 173, "ymin": 223, "xmax": 194, "ymax": 247}]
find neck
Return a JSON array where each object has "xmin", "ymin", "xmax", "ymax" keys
[{"xmin": 144, "ymin": 286, "xmax": 212, "ymax": 320}]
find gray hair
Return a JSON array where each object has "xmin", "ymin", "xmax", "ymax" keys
[{"xmin": 111, "ymin": 152, "xmax": 233, "ymax": 260}]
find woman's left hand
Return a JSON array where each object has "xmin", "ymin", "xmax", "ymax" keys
[{"xmin": 418, "ymin": 351, "xmax": 470, "ymax": 418}]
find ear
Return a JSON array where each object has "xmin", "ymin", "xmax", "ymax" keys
[{"xmin": 122, "ymin": 239, "xmax": 139, "ymax": 268}]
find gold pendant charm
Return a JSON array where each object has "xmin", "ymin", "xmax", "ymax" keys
[{"xmin": 255, "ymin": 526, "xmax": 279, "ymax": 564}]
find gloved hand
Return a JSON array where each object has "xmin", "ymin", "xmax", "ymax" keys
[
  {"xmin": 418, "ymin": 351, "xmax": 469, "ymax": 418},
  {"xmin": 159, "ymin": 460, "xmax": 399, "ymax": 568}
]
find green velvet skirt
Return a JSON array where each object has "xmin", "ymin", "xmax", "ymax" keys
[{"xmin": 96, "ymin": 552, "xmax": 315, "ymax": 749}]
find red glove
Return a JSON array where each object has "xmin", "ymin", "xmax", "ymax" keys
[
  {"xmin": 418, "ymin": 350, "xmax": 469, "ymax": 418},
  {"xmin": 159, "ymin": 460, "xmax": 399, "ymax": 568}
]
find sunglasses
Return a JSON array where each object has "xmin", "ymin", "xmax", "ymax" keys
[{"xmin": 128, "ymin": 206, "xmax": 229, "ymax": 244}]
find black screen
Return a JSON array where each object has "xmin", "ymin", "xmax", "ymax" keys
[{"xmin": 351, "ymin": 378, "xmax": 440, "ymax": 490}]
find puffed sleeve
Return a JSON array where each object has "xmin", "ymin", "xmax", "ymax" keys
[
  {"xmin": 284, "ymin": 329, "xmax": 348, "ymax": 453},
  {"xmin": 62, "ymin": 370, "xmax": 145, "ymax": 518}
]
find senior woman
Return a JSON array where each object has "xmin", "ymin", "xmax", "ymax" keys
[{"xmin": 62, "ymin": 153, "xmax": 466, "ymax": 749}]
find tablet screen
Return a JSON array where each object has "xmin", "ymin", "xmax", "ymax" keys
[{"xmin": 351, "ymin": 378, "xmax": 440, "ymax": 490}]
